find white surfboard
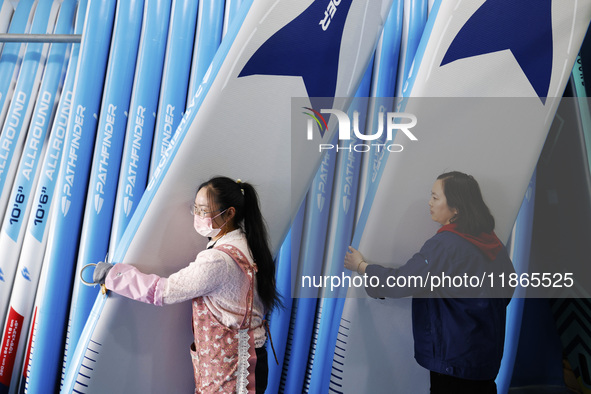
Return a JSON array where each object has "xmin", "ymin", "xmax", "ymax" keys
[
  {"xmin": 63, "ymin": 1, "xmax": 394, "ymax": 393},
  {"xmin": 328, "ymin": 1, "xmax": 591, "ymax": 393}
]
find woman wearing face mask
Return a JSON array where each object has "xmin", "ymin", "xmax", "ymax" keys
[
  {"xmin": 92, "ymin": 176, "xmax": 281, "ymax": 393},
  {"xmin": 344, "ymin": 171, "xmax": 514, "ymax": 394}
]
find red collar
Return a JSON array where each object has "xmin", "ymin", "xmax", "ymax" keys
[{"xmin": 437, "ymin": 223, "xmax": 503, "ymax": 260}]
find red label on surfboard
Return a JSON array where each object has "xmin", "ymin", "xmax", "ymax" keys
[{"xmin": 0, "ymin": 307, "xmax": 24, "ymax": 386}]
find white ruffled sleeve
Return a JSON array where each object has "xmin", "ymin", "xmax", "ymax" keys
[{"xmin": 161, "ymin": 249, "xmax": 230, "ymax": 305}]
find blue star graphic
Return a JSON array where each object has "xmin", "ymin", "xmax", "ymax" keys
[
  {"xmin": 238, "ymin": 0, "xmax": 353, "ymax": 100},
  {"xmin": 441, "ymin": 0, "xmax": 553, "ymax": 103}
]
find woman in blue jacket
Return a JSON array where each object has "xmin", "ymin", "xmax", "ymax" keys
[{"xmin": 345, "ymin": 171, "xmax": 514, "ymax": 394}]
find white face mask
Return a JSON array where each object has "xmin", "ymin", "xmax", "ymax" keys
[{"xmin": 193, "ymin": 209, "xmax": 228, "ymax": 238}]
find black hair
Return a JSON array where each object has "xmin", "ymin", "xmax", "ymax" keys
[
  {"xmin": 198, "ymin": 176, "xmax": 282, "ymax": 312},
  {"xmin": 437, "ymin": 171, "xmax": 495, "ymax": 236}
]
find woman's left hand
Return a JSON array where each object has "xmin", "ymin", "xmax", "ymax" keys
[
  {"xmin": 344, "ymin": 246, "xmax": 366, "ymax": 273},
  {"xmin": 93, "ymin": 261, "xmax": 114, "ymax": 285}
]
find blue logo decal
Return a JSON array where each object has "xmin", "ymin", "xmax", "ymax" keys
[
  {"xmin": 22, "ymin": 267, "xmax": 31, "ymax": 281},
  {"xmin": 0, "ymin": 268, "xmax": 4, "ymax": 282},
  {"xmin": 238, "ymin": 0, "xmax": 353, "ymax": 100},
  {"xmin": 441, "ymin": 0, "xmax": 553, "ymax": 103}
]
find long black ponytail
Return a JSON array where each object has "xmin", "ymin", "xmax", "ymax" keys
[{"xmin": 198, "ymin": 176, "xmax": 282, "ymax": 312}]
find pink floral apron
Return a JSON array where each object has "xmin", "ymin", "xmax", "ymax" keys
[{"xmin": 190, "ymin": 244, "xmax": 258, "ymax": 393}]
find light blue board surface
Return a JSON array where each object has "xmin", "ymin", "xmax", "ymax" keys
[
  {"xmin": 147, "ymin": 0, "xmax": 198, "ymax": 178},
  {"xmin": 23, "ymin": 1, "xmax": 117, "ymax": 392},
  {"xmin": 63, "ymin": 0, "xmax": 144, "ymax": 377},
  {"xmin": 107, "ymin": 0, "xmax": 170, "ymax": 258},
  {"xmin": 15, "ymin": 2, "xmax": 85, "ymax": 392},
  {"xmin": 187, "ymin": 0, "xmax": 224, "ymax": 102}
]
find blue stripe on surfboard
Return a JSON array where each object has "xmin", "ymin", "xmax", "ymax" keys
[
  {"xmin": 496, "ymin": 171, "xmax": 536, "ymax": 394},
  {"xmin": 306, "ymin": 53, "xmax": 374, "ymax": 394},
  {"xmin": 396, "ymin": 0, "xmax": 428, "ymax": 97},
  {"xmin": 24, "ymin": 2, "xmax": 117, "ymax": 392},
  {"xmin": 0, "ymin": 0, "xmax": 59, "ymax": 325},
  {"xmin": 147, "ymin": 0, "xmax": 198, "ymax": 178},
  {"xmin": 0, "ymin": 0, "xmax": 34, "ymax": 131},
  {"xmin": 0, "ymin": 2, "xmax": 75, "ymax": 391},
  {"xmin": 360, "ymin": 0, "xmax": 403, "ymax": 206},
  {"xmin": 187, "ymin": 0, "xmax": 224, "ymax": 102},
  {"xmin": 107, "ymin": 0, "xmax": 171, "ymax": 258},
  {"xmin": 281, "ymin": 133, "xmax": 338, "ymax": 393},
  {"xmin": 0, "ymin": 0, "xmax": 54, "ymax": 225},
  {"xmin": 266, "ymin": 202, "xmax": 305, "ymax": 394},
  {"xmin": 61, "ymin": 2, "xmax": 255, "ymax": 390},
  {"xmin": 64, "ymin": 0, "xmax": 144, "ymax": 379},
  {"xmin": 550, "ymin": 53, "xmax": 591, "ymax": 392},
  {"xmin": 0, "ymin": 1, "xmax": 77, "ymax": 390},
  {"xmin": 352, "ymin": 0, "xmax": 441, "ymax": 248}
]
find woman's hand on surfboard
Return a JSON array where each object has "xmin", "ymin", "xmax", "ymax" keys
[
  {"xmin": 93, "ymin": 261, "xmax": 114, "ymax": 286},
  {"xmin": 344, "ymin": 246, "xmax": 367, "ymax": 275}
]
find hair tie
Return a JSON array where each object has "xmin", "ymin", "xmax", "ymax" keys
[{"xmin": 236, "ymin": 179, "xmax": 244, "ymax": 195}]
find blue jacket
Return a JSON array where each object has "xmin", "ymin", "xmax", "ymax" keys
[{"xmin": 365, "ymin": 230, "xmax": 514, "ymax": 380}]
